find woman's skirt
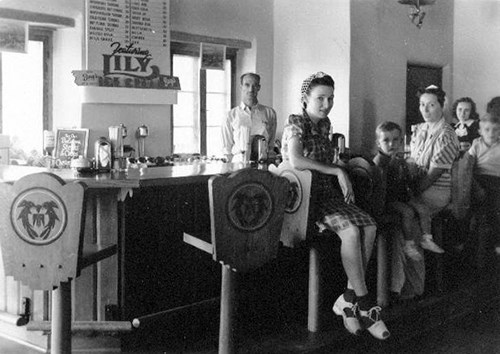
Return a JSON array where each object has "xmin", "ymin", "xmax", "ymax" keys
[{"xmin": 311, "ymin": 172, "xmax": 376, "ymax": 233}]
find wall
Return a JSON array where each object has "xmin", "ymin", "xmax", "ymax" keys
[
  {"xmin": 453, "ymin": 0, "xmax": 500, "ymax": 117},
  {"xmin": 350, "ymin": 0, "xmax": 454, "ymax": 154},
  {"xmin": 272, "ymin": 0, "xmax": 351, "ymax": 142}
]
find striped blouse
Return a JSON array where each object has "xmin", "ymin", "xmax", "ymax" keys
[{"xmin": 410, "ymin": 118, "xmax": 460, "ymax": 189}]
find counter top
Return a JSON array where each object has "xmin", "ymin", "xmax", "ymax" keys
[{"xmin": 0, "ymin": 162, "xmax": 252, "ymax": 188}]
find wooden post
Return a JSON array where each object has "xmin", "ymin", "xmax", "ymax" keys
[
  {"xmin": 219, "ymin": 266, "xmax": 235, "ymax": 354},
  {"xmin": 50, "ymin": 281, "xmax": 72, "ymax": 354},
  {"xmin": 308, "ymin": 245, "xmax": 320, "ymax": 333},
  {"xmin": 377, "ymin": 234, "xmax": 388, "ymax": 307}
]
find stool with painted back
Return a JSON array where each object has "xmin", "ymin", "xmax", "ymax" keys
[
  {"xmin": 0, "ymin": 172, "xmax": 130, "ymax": 354},
  {"xmin": 182, "ymin": 168, "xmax": 289, "ymax": 353},
  {"xmin": 269, "ymin": 157, "xmax": 388, "ymax": 333}
]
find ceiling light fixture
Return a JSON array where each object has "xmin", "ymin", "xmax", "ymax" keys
[{"xmin": 398, "ymin": 0, "xmax": 436, "ymax": 29}]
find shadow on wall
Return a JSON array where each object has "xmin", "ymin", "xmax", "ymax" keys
[{"xmin": 361, "ymin": 99, "xmax": 377, "ymax": 156}]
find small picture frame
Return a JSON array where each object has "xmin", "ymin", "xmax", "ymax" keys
[
  {"xmin": 0, "ymin": 19, "xmax": 28, "ymax": 54},
  {"xmin": 200, "ymin": 43, "xmax": 226, "ymax": 71},
  {"xmin": 54, "ymin": 128, "xmax": 89, "ymax": 168}
]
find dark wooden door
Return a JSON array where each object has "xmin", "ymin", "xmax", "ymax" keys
[{"xmin": 406, "ymin": 64, "xmax": 442, "ymax": 136}]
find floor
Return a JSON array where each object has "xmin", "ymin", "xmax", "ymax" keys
[
  {"xmin": 1, "ymin": 298, "xmax": 500, "ymax": 354},
  {"xmin": 1, "ymin": 247, "xmax": 498, "ymax": 353}
]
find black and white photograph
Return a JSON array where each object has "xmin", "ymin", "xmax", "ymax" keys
[{"xmin": 0, "ymin": 1, "xmax": 500, "ymax": 353}]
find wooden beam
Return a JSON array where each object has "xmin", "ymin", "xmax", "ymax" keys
[
  {"xmin": 171, "ymin": 30, "xmax": 251, "ymax": 49},
  {"xmin": 0, "ymin": 8, "xmax": 75, "ymax": 28}
]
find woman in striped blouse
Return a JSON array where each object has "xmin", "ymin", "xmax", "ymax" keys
[{"xmin": 407, "ymin": 85, "xmax": 460, "ymax": 253}]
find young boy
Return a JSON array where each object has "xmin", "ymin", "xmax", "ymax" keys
[
  {"xmin": 465, "ymin": 113, "xmax": 500, "ymax": 254},
  {"xmin": 373, "ymin": 122, "xmax": 424, "ymax": 261},
  {"xmin": 375, "ymin": 121, "xmax": 446, "ymax": 256},
  {"xmin": 374, "ymin": 121, "xmax": 430, "ymax": 300}
]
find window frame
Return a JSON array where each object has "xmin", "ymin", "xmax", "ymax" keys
[
  {"xmin": 0, "ymin": 26, "xmax": 53, "ymax": 133},
  {"xmin": 170, "ymin": 41, "xmax": 237, "ymax": 155}
]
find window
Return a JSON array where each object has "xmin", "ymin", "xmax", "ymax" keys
[
  {"xmin": 0, "ymin": 28, "xmax": 52, "ymax": 160},
  {"xmin": 171, "ymin": 43, "xmax": 235, "ymax": 156}
]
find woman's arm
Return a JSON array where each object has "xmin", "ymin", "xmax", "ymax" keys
[
  {"xmin": 287, "ymin": 135, "xmax": 354, "ymax": 203},
  {"xmin": 416, "ymin": 166, "xmax": 445, "ymax": 194},
  {"xmin": 416, "ymin": 128, "xmax": 460, "ymax": 194}
]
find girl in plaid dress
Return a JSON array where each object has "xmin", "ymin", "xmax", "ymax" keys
[{"xmin": 281, "ymin": 72, "xmax": 389, "ymax": 340}]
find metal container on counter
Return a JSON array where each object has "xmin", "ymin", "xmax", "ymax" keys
[
  {"xmin": 137, "ymin": 124, "xmax": 149, "ymax": 157},
  {"xmin": 94, "ymin": 137, "xmax": 112, "ymax": 172},
  {"xmin": 109, "ymin": 125, "xmax": 126, "ymax": 170},
  {"xmin": 257, "ymin": 136, "xmax": 267, "ymax": 163},
  {"xmin": 120, "ymin": 123, "xmax": 127, "ymax": 139},
  {"xmin": 332, "ymin": 133, "xmax": 345, "ymax": 154}
]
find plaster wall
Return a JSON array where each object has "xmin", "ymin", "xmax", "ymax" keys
[
  {"xmin": 272, "ymin": 0, "xmax": 351, "ymax": 142},
  {"xmin": 453, "ymin": 0, "xmax": 500, "ymax": 117},
  {"xmin": 350, "ymin": 0, "xmax": 454, "ymax": 154}
]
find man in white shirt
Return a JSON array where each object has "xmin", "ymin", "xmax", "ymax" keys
[{"xmin": 221, "ymin": 73, "xmax": 277, "ymax": 162}]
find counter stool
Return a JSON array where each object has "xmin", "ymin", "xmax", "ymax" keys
[
  {"xmin": 0, "ymin": 172, "xmax": 131, "ymax": 354},
  {"xmin": 427, "ymin": 155, "xmax": 473, "ymax": 292},
  {"xmin": 269, "ymin": 157, "xmax": 388, "ymax": 333},
  {"xmin": 182, "ymin": 168, "xmax": 289, "ymax": 353}
]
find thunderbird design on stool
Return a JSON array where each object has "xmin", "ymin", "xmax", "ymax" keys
[{"xmin": 12, "ymin": 189, "xmax": 67, "ymax": 244}]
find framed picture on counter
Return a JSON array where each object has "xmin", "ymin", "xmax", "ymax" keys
[
  {"xmin": 200, "ymin": 43, "xmax": 226, "ymax": 71},
  {"xmin": 54, "ymin": 128, "xmax": 89, "ymax": 167}
]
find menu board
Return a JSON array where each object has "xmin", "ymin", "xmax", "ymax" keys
[{"xmin": 82, "ymin": 0, "xmax": 178, "ymax": 89}]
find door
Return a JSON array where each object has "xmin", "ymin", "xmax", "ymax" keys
[{"xmin": 406, "ymin": 64, "xmax": 442, "ymax": 136}]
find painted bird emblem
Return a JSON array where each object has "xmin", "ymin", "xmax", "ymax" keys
[
  {"xmin": 17, "ymin": 199, "xmax": 60, "ymax": 240},
  {"xmin": 230, "ymin": 189, "xmax": 270, "ymax": 230}
]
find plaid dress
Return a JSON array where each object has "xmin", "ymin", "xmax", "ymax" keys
[{"xmin": 282, "ymin": 111, "xmax": 375, "ymax": 233}]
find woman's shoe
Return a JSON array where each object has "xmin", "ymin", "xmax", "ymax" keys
[
  {"xmin": 333, "ymin": 294, "xmax": 362, "ymax": 336},
  {"xmin": 358, "ymin": 306, "xmax": 390, "ymax": 340},
  {"xmin": 420, "ymin": 234, "xmax": 444, "ymax": 254}
]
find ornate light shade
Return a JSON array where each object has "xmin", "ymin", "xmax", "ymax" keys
[{"xmin": 398, "ymin": 0, "xmax": 437, "ymax": 28}]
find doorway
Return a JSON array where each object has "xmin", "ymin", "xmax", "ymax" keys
[{"xmin": 406, "ymin": 64, "xmax": 442, "ymax": 136}]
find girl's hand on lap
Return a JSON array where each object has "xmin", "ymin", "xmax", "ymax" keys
[{"xmin": 337, "ymin": 169, "xmax": 355, "ymax": 204}]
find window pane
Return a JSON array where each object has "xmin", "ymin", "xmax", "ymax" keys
[
  {"xmin": 206, "ymin": 60, "xmax": 230, "ymax": 93},
  {"xmin": 205, "ymin": 60, "xmax": 231, "ymax": 156},
  {"xmin": 206, "ymin": 126, "xmax": 223, "ymax": 157},
  {"xmin": 206, "ymin": 92, "xmax": 227, "ymax": 126},
  {"xmin": 2, "ymin": 40, "xmax": 44, "ymax": 155},
  {"xmin": 173, "ymin": 55, "xmax": 199, "ymax": 154},
  {"xmin": 174, "ymin": 92, "xmax": 197, "ymax": 127},
  {"xmin": 173, "ymin": 126, "xmax": 198, "ymax": 154},
  {"xmin": 174, "ymin": 55, "xmax": 198, "ymax": 92},
  {"xmin": 172, "ymin": 54, "xmax": 231, "ymax": 156}
]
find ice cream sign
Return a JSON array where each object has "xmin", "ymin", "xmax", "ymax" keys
[{"xmin": 73, "ymin": 0, "xmax": 179, "ymax": 90}]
